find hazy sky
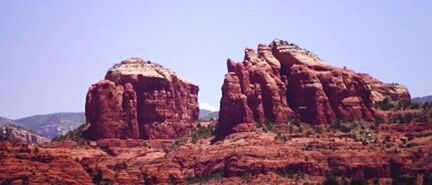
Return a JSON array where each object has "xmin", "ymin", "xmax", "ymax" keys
[{"xmin": 1, "ymin": 1, "xmax": 431, "ymax": 119}]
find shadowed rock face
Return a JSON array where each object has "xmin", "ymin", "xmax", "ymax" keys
[
  {"xmin": 216, "ymin": 40, "xmax": 411, "ymax": 139},
  {"xmin": 84, "ymin": 58, "xmax": 199, "ymax": 140}
]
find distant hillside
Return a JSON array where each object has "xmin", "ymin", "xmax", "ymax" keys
[
  {"xmin": 412, "ymin": 95, "xmax": 432, "ymax": 104},
  {"xmin": 4, "ymin": 109, "xmax": 222, "ymax": 139},
  {"xmin": 12, "ymin": 112, "xmax": 85, "ymax": 139},
  {"xmin": 1, "ymin": 110, "xmax": 220, "ymax": 140},
  {"xmin": 0, "ymin": 117, "xmax": 16, "ymax": 127},
  {"xmin": 199, "ymin": 109, "xmax": 212, "ymax": 119},
  {"xmin": 199, "ymin": 109, "xmax": 219, "ymax": 121}
]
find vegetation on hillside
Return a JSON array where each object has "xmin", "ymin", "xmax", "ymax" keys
[
  {"xmin": 323, "ymin": 174, "xmax": 368, "ymax": 185},
  {"xmin": 171, "ymin": 122, "xmax": 216, "ymax": 149},
  {"xmin": 52, "ymin": 123, "xmax": 89, "ymax": 144},
  {"xmin": 186, "ymin": 168, "xmax": 224, "ymax": 184},
  {"xmin": 4, "ymin": 112, "xmax": 86, "ymax": 139},
  {"xmin": 373, "ymin": 98, "xmax": 432, "ymax": 124},
  {"xmin": 374, "ymin": 98, "xmax": 432, "ymax": 111}
]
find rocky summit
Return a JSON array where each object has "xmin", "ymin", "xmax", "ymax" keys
[
  {"xmin": 84, "ymin": 58, "xmax": 199, "ymax": 140},
  {"xmin": 216, "ymin": 40, "xmax": 410, "ymax": 139}
]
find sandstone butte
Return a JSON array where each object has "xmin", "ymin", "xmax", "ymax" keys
[
  {"xmin": 216, "ymin": 39, "xmax": 411, "ymax": 139},
  {"xmin": 84, "ymin": 58, "xmax": 199, "ymax": 140},
  {"xmin": 1, "ymin": 41, "xmax": 432, "ymax": 185}
]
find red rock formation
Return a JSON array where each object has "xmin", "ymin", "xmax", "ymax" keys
[
  {"xmin": 1, "ymin": 122, "xmax": 431, "ymax": 184},
  {"xmin": 0, "ymin": 141, "xmax": 95, "ymax": 184},
  {"xmin": 217, "ymin": 40, "xmax": 411, "ymax": 138},
  {"xmin": 0, "ymin": 124, "xmax": 50, "ymax": 145},
  {"xmin": 84, "ymin": 58, "xmax": 199, "ymax": 140},
  {"xmin": 216, "ymin": 45, "xmax": 296, "ymax": 139},
  {"xmin": 359, "ymin": 73, "xmax": 411, "ymax": 103}
]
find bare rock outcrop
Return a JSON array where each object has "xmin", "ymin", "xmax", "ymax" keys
[
  {"xmin": 1, "ymin": 122, "xmax": 432, "ymax": 184},
  {"xmin": 84, "ymin": 58, "xmax": 199, "ymax": 140},
  {"xmin": 0, "ymin": 124, "xmax": 50, "ymax": 145},
  {"xmin": 216, "ymin": 40, "xmax": 411, "ymax": 139}
]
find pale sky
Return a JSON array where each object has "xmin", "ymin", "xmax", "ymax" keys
[{"xmin": 1, "ymin": 1, "xmax": 431, "ymax": 119}]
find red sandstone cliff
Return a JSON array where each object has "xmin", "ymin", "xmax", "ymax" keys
[
  {"xmin": 84, "ymin": 58, "xmax": 199, "ymax": 140},
  {"xmin": 216, "ymin": 40, "xmax": 411, "ymax": 139},
  {"xmin": 1, "ymin": 122, "xmax": 431, "ymax": 184}
]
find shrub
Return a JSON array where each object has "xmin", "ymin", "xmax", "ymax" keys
[
  {"xmin": 277, "ymin": 171, "xmax": 305, "ymax": 181},
  {"xmin": 384, "ymin": 135, "xmax": 391, "ymax": 143},
  {"xmin": 304, "ymin": 144, "xmax": 313, "ymax": 151},
  {"xmin": 324, "ymin": 174, "xmax": 340, "ymax": 185},
  {"xmin": 171, "ymin": 137, "xmax": 188, "ymax": 149},
  {"xmin": 171, "ymin": 124, "xmax": 216, "ymax": 148},
  {"xmin": 259, "ymin": 120, "xmax": 289, "ymax": 143},
  {"xmin": 424, "ymin": 173, "xmax": 432, "ymax": 185},
  {"xmin": 332, "ymin": 121, "xmax": 377, "ymax": 145},
  {"xmin": 406, "ymin": 142, "xmax": 419, "ymax": 148},
  {"xmin": 186, "ymin": 168, "xmax": 224, "ymax": 184},
  {"xmin": 191, "ymin": 124, "xmax": 215, "ymax": 144},
  {"xmin": 393, "ymin": 115, "xmax": 413, "ymax": 124},
  {"xmin": 286, "ymin": 119, "xmax": 303, "ymax": 133},
  {"xmin": 287, "ymin": 119, "xmax": 302, "ymax": 127},
  {"xmin": 391, "ymin": 173, "xmax": 417, "ymax": 185},
  {"xmin": 324, "ymin": 175, "xmax": 369, "ymax": 185},
  {"xmin": 410, "ymin": 103, "xmax": 421, "ymax": 110},
  {"xmin": 240, "ymin": 172, "xmax": 253, "ymax": 183},
  {"xmin": 332, "ymin": 121, "xmax": 358, "ymax": 133},
  {"xmin": 351, "ymin": 178, "xmax": 368, "ymax": 185},
  {"xmin": 314, "ymin": 126, "xmax": 324, "ymax": 134},
  {"xmin": 92, "ymin": 169, "xmax": 112, "ymax": 185},
  {"xmin": 264, "ymin": 120, "xmax": 275, "ymax": 133},
  {"xmin": 374, "ymin": 98, "xmax": 395, "ymax": 110},
  {"xmin": 276, "ymin": 132, "xmax": 288, "ymax": 143},
  {"xmin": 422, "ymin": 103, "xmax": 432, "ymax": 110}
]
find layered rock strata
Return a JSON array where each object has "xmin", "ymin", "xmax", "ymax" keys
[
  {"xmin": 84, "ymin": 58, "xmax": 199, "ymax": 140},
  {"xmin": 1, "ymin": 122, "xmax": 431, "ymax": 184},
  {"xmin": 216, "ymin": 40, "xmax": 411, "ymax": 138}
]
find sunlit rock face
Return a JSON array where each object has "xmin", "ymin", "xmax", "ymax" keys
[
  {"xmin": 216, "ymin": 40, "xmax": 411, "ymax": 139},
  {"xmin": 84, "ymin": 58, "xmax": 199, "ymax": 140}
]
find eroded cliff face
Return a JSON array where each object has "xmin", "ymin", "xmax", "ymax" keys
[
  {"xmin": 216, "ymin": 40, "xmax": 411, "ymax": 139},
  {"xmin": 84, "ymin": 58, "xmax": 199, "ymax": 140},
  {"xmin": 1, "ymin": 122, "xmax": 432, "ymax": 185}
]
